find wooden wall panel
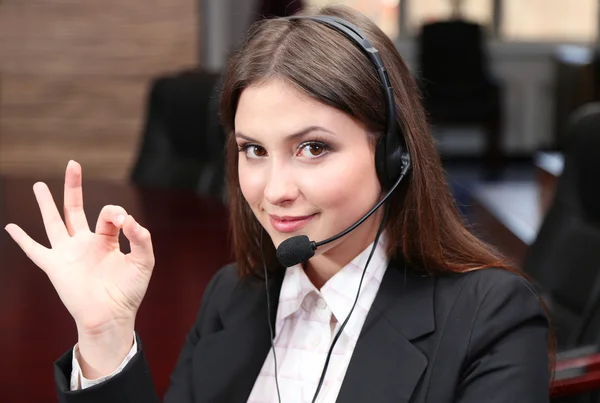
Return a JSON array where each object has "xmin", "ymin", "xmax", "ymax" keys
[
  {"xmin": 1, "ymin": 117, "xmax": 139, "ymax": 181},
  {"xmin": 1, "ymin": 75, "xmax": 146, "ymax": 122},
  {"xmin": 0, "ymin": 0, "xmax": 200, "ymax": 182},
  {"xmin": 0, "ymin": 1, "xmax": 198, "ymax": 75}
]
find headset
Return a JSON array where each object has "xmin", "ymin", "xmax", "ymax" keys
[
  {"xmin": 275, "ymin": 14, "xmax": 412, "ymax": 269},
  {"xmin": 261, "ymin": 14, "xmax": 413, "ymax": 403}
]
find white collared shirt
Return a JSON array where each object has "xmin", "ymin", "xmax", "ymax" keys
[
  {"xmin": 247, "ymin": 234, "xmax": 389, "ymax": 403},
  {"xmin": 71, "ymin": 235, "xmax": 389, "ymax": 402}
]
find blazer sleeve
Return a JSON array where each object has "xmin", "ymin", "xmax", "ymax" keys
[
  {"xmin": 53, "ymin": 264, "xmax": 227, "ymax": 403},
  {"xmin": 455, "ymin": 273, "xmax": 550, "ymax": 403}
]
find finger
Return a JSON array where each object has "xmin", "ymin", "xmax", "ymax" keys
[
  {"xmin": 95, "ymin": 205, "xmax": 128, "ymax": 237},
  {"xmin": 122, "ymin": 216, "xmax": 155, "ymax": 271},
  {"xmin": 4, "ymin": 223, "xmax": 51, "ymax": 271},
  {"xmin": 64, "ymin": 160, "xmax": 90, "ymax": 235},
  {"xmin": 33, "ymin": 182, "xmax": 70, "ymax": 247}
]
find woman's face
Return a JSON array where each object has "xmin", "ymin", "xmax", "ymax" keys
[{"xmin": 235, "ymin": 79, "xmax": 383, "ymax": 267}]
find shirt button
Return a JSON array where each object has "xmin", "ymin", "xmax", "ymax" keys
[{"xmin": 316, "ymin": 298, "xmax": 327, "ymax": 310}]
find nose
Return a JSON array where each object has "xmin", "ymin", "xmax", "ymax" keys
[{"xmin": 264, "ymin": 160, "xmax": 299, "ymax": 206}]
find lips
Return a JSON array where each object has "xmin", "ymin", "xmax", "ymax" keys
[{"xmin": 268, "ymin": 213, "xmax": 316, "ymax": 233}]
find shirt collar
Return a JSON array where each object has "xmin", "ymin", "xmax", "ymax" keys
[{"xmin": 276, "ymin": 232, "xmax": 390, "ymax": 341}]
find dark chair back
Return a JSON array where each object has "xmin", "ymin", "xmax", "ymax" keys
[
  {"xmin": 418, "ymin": 19, "xmax": 491, "ymax": 102},
  {"xmin": 130, "ymin": 69, "xmax": 227, "ymax": 199},
  {"xmin": 523, "ymin": 103, "xmax": 600, "ymax": 349},
  {"xmin": 417, "ymin": 19, "xmax": 504, "ymax": 175}
]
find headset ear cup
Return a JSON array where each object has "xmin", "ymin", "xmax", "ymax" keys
[
  {"xmin": 376, "ymin": 125, "xmax": 409, "ymax": 190},
  {"xmin": 375, "ymin": 137, "xmax": 392, "ymax": 190}
]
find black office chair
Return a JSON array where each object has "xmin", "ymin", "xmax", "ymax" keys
[
  {"xmin": 130, "ymin": 68, "xmax": 227, "ymax": 199},
  {"xmin": 522, "ymin": 103, "xmax": 600, "ymax": 350},
  {"xmin": 543, "ymin": 225, "xmax": 600, "ymax": 350},
  {"xmin": 552, "ymin": 273, "xmax": 600, "ymax": 403},
  {"xmin": 417, "ymin": 19, "xmax": 504, "ymax": 177}
]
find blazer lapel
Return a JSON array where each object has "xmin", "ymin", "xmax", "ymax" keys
[
  {"xmin": 337, "ymin": 259, "xmax": 436, "ymax": 403},
  {"xmin": 192, "ymin": 271, "xmax": 284, "ymax": 403}
]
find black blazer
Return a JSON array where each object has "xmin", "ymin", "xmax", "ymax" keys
[{"xmin": 54, "ymin": 259, "xmax": 550, "ymax": 402}]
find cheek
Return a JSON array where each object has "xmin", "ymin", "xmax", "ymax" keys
[
  {"xmin": 238, "ymin": 160, "xmax": 264, "ymax": 207},
  {"xmin": 300, "ymin": 154, "xmax": 380, "ymax": 211}
]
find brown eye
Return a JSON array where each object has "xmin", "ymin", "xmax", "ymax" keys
[
  {"xmin": 252, "ymin": 145, "xmax": 267, "ymax": 157},
  {"xmin": 309, "ymin": 144, "xmax": 324, "ymax": 156},
  {"xmin": 298, "ymin": 141, "xmax": 330, "ymax": 159},
  {"xmin": 238, "ymin": 144, "xmax": 268, "ymax": 159}
]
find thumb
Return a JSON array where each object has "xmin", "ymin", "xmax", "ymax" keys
[{"xmin": 122, "ymin": 215, "xmax": 155, "ymax": 271}]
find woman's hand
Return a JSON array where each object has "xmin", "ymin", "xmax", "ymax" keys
[{"xmin": 4, "ymin": 160, "xmax": 155, "ymax": 339}]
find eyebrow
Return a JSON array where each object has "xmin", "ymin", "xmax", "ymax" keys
[{"xmin": 235, "ymin": 125, "xmax": 335, "ymax": 143}]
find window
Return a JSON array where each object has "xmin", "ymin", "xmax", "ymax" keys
[
  {"xmin": 305, "ymin": 0, "xmax": 600, "ymax": 42},
  {"xmin": 305, "ymin": 0, "xmax": 401, "ymax": 38},
  {"xmin": 502, "ymin": 0, "xmax": 597, "ymax": 42},
  {"xmin": 407, "ymin": 0, "xmax": 493, "ymax": 35}
]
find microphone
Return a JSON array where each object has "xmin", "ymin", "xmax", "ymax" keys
[
  {"xmin": 276, "ymin": 235, "xmax": 316, "ymax": 268},
  {"xmin": 275, "ymin": 165, "xmax": 409, "ymax": 267}
]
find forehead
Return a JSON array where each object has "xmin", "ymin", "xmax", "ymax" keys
[{"xmin": 234, "ymin": 79, "xmax": 354, "ymax": 135}]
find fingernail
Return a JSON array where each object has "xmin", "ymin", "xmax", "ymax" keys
[{"xmin": 116, "ymin": 215, "xmax": 125, "ymax": 225}]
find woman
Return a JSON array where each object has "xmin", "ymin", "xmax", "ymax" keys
[{"xmin": 4, "ymin": 5, "xmax": 550, "ymax": 403}]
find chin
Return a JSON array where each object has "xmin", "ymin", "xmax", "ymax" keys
[
  {"xmin": 269, "ymin": 230, "xmax": 302, "ymax": 246},
  {"xmin": 269, "ymin": 234, "xmax": 285, "ymax": 249},
  {"xmin": 263, "ymin": 226, "xmax": 290, "ymax": 247}
]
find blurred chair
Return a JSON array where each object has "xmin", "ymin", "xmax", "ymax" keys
[
  {"xmin": 417, "ymin": 19, "xmax": 504, "ymax": 177},
  {"xmin": 553, "ymin": 46, "xmax": 595, "ymax": 150},
  {"xmin": 130, "ymin": 69, "xmax": 227, "ymax": 199},
  {"xmin": 522, "ymin": 103, "xmax": 600, "ymax": 350},
  {"xmin": 550, "ymin": 269, "xmax": 600, "ymax": 403},
  {"xmin": 552, "ymin": 278, "xmax": 600, "ymax": 403},
  {"xmin": 543, "ymin": 227, "xmax": 600, "ymax": 350},
  {"xmin": 258, "ymin": 0, "xmax": 304, "ymax": 19}
]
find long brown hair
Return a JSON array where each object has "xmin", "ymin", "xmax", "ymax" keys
[
  {"xmin": 219, "ymin": 4, "xmax": 554, "ymax": 377},
  {"xmin": 220, "ymin": 5, "xmax": 510, "ymax": 278}
]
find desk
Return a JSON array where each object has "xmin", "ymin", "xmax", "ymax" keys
[
  {"xmin": 534, "ymin": 151, "xmax": 564, "ymax": 216},
  {"xmin": 471, "ymin": 182, "xmax": 541, "ymax": 266},
  {"xmin": 0, "ymin": 176, "xmax": 231, "ymax": 402},
  {"xmin": 470, "ymin": 152, "xmax": 564, "ymax": 267}
]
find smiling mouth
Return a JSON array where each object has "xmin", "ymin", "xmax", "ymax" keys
[{"xmin": 268, "ymin": 214, "xmax": 317, "ymax": 233}]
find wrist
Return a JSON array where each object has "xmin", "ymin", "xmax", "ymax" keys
[{"xmin": 76, "ymin": 322, "xmax": 135, "ymax": 380}]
